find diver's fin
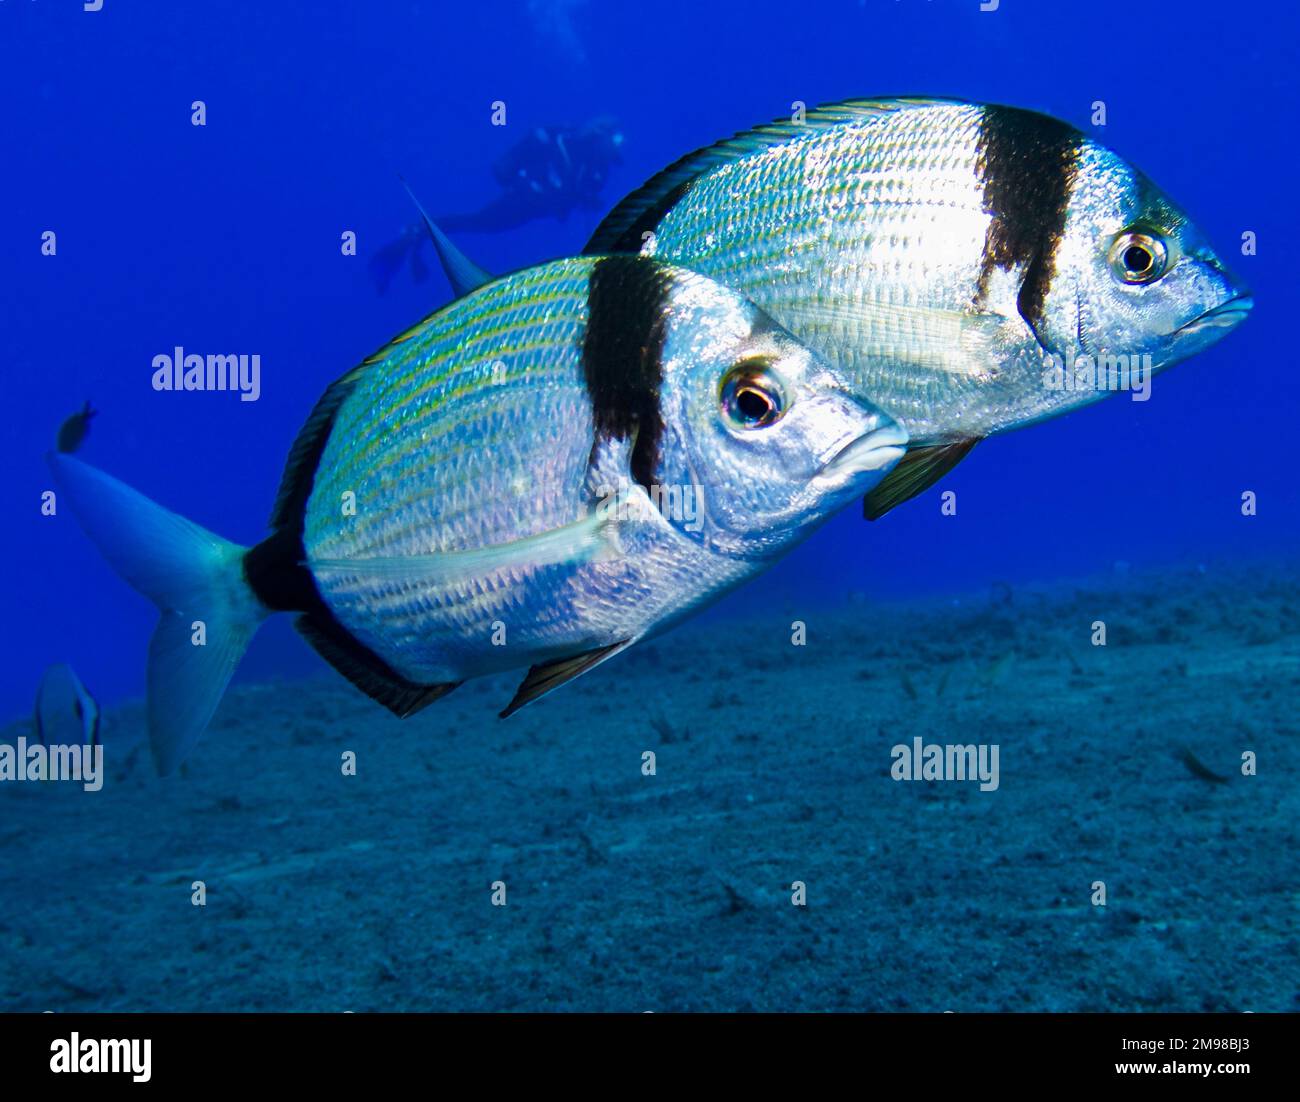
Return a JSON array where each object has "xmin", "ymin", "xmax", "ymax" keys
[
  {"xmin": 863, "ymin": 438, "xmax": 980, "ymax": 520},
  {"xmin": 585, "ymin": 97, "xmax": 961, "ymax": 253},
  {"xmin": 409, "ymin": 241, "xmax": 430, "ymax": 285},
  {"xmin": 308, "ymin": 509, "xmax": 622, "ymax": 584},
  {"xmin": 499, "ymin": 640, "xmax": 633, "ymax": 718},
  {"xmin": 295, "ymin": 613, "xmax": 460, "ymax": 718},
  {"xmin": 47, "ymin": 452, "xmax": 269, "ymax": 774},
  {"xmin": 400, "ymin": 176, "xmax": 493, "ymax": 297}
]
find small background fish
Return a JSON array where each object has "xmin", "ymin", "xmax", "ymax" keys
[
  {"xmin": 56, "ymin": 402, "xmax": 96, "ymax": 454},
  {"xmin": 33, "ymin": 663, "xmax": 99, "ymax": 747}
]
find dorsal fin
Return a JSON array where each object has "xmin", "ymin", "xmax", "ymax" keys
[
  {"xmin": 268, "ymin": 363, "xmax": 368, "ymax": 532},
  {"xmin": 400, "ymin": 176, "xmax": 493, "ymax": 298},
  {"xmin": 499, "ymin": 640, "xmax": 632, "ymax": 718},
  {"xmin": 270, "ymin": 288, "xmax": 466, "ymax": 533},
  {"xmin": 584, "ymin": 97, "xmax": 961, "ymax": 255},
  {"xmin": 427, "ymin": 218, "xmax": 492, "ymax": 298}
]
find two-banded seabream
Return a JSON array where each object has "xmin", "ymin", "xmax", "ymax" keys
[
  {"xmin": 50, "ymin": 256, "xmax": 905, "ymax": 773},
  {"xmin": 583, "ymin": 98, "xmax": 1252, "ymax": 516}
]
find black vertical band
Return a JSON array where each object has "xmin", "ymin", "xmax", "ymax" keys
[
  {"xmin": 975, "ymin": 105, "xmax": 1082, "ymax": 333},
  {"xmin": 583, "ymin": 255, "xmax": 673, "ymax": 491}
]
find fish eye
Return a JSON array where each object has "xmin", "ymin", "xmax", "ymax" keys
[
  {"xmin": 720, "ymin": 359, "xmax": 786, "ymax": 430},
  {"xmin": 1108, "ymin": 230, "xmax": 1169, "ymax": 285}
]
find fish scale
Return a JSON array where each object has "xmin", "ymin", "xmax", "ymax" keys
[
  {"xmin": 306, "ymin": 264, "xmax": 603, "ymax": 675},
  {"xmin": 629, "ymin": 102, "xmax": 994, "ymax": 440},
  {"xmin": 313, "ymin": 263, "xmax": 595, "ymax": 555}
]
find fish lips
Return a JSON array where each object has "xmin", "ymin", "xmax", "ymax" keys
[
  {"xmin": 815, "ymin": 423, "xmax": 909, "ymax": 491},
  {"xmin": 1174, "ymin": 293, "xmax": 1254, "ymax": 338}
]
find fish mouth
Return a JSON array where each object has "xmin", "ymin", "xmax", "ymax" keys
[
  {"xmin": 1175, "ymin": 294, "xmax": 1254, "ymax": 337},
  {"xmin": 820, "ymin": 423, "xmax": 909, "ymax": 480}
]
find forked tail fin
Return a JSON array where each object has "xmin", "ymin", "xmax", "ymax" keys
[{"xmin": 47, "ymin": 453, "xmax": 269, "ymax": 775}]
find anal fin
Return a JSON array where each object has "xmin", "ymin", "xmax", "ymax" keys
[
  {"xmin": 296, "ymin": 613, "xmax": 460, "ymax": 718},
  {"xmin": 863, "ymin": 438, "xmax": 980, "ymax": 520},
  {"xmin": 499, "ymin": 640, "xmax": 632, "ymax": 718}
]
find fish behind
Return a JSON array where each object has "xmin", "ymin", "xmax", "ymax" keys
[
  {"xmin": 34, "ymin": 663, "xmax": 100, "ymax": 748},
  {"xmin": 584, "ymin": 98, "xmax": 1252, "ymax": 517},
  {"xmin": 56, "ymin": 402, "xmax": 97, "ymax": 454},
  {"xmin": 49, "ymin": 255, "xmax": 906, "ymax": 774}
]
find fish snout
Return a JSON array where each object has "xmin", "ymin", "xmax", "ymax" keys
[
  {"xmin": 1174, "ymin": 292, "xmax": 1254, "ymax": 338},
  {"xmin": 816, "ymin": 412, "xmax": 909, "ymax": 493}
]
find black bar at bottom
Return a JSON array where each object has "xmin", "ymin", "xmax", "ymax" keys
[{"xmin": 0, "ymin": 1011, "xmax": 1289, "ymax": 1088}]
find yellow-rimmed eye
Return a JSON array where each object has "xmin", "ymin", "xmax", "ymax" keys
[
  {"xmin": 720, "ymin": 359, "xmax": 786, "ymax": 429},
  {"xmin": 1109, "ymin": 231, "xmax": 1168, "ymax": 284}
]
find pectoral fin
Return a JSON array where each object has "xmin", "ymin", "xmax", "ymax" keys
[
  {"xmin": 863, "ymin": 438, "xmax": 980, "ymax": 520},
  {"xmin": 499, "ymin": 640, "xmax": 633, "ymax": 718}
]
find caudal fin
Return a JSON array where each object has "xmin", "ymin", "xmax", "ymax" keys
[{"xmin": 47, "ymin": 453, "xmax": 268, "ymax": 775}]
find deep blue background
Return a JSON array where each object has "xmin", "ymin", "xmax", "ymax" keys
[{"xmin": 1, "ymin": 0, "xmax": 1294, "ymax": 718}]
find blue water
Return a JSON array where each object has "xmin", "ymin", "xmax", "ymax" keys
[
  {"xmin": 2, "ymin": 1, "xmax": 1293, "ymax": 714},
  {"xmin": 1, "ymin": 1, "xmax": 1297, "ymax": 1013}
]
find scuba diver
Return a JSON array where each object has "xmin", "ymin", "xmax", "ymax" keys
[{"xmin": 370, "ymin": 116, "xmax": 624, "ymax": 294}]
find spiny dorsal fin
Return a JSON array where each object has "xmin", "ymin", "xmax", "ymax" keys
[
  {"xmin": 271, "ymin": 280, "xmax": 477, "ymax": 533},
  {"xmin": 296, "ymin": 613, "xmax": 460, "ymax": 718},
  {"xmin": 400, "ymin": 177, "xmax": 493, "ymax": 298},
  {"xmin": 585, "ymin": 97, "xmax": 962, "ymax": 255},
  {"xmin": 269, "ymin": 363, "xmax": 368, "ymax": 532},
  {"xmin": 863, "ymin": 438, "xmax": 980, "ymax": 521},
  {"xmin": 499, "ymin": 640, "xmax": 632, "ymax": 718}
]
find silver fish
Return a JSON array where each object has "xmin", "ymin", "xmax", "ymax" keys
[
  {"xmin": 49, "ymin": 255, "xmax": 905, "ymax": 774},
  {"xmin": 34, "ymin": 663, "xmax": 100, "ymax": 748},
  {"xmin": 583, "ymin": 98, "xmax": 1252, "ymax": 516}
]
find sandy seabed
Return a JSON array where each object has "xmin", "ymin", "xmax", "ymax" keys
[{"xmin": 3, "ymin": 559, "xmax": 1297, "ymax": 1012}]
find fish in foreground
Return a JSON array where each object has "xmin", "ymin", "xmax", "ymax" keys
[
  {"xmin": 34, "ymin": 663, "xmax": 100, "ymax": 748},
  {"xmin": 579, "ymin": 97, "xmax": 1252, "ymax": 517},
  {"xmin": 50, "ymin": 255, "xmax": 906, "ymax": 774}
]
